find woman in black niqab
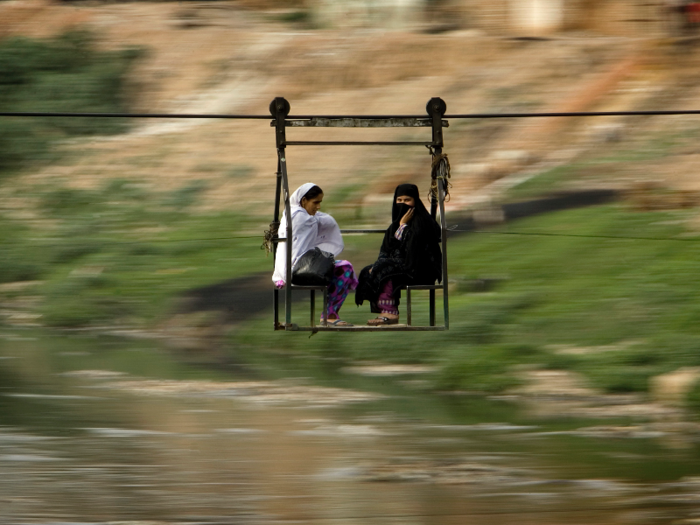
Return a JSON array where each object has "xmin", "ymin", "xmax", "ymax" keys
[{"xmin": 355, "ymin": 183, "xmax": 442, "ymax": 325}]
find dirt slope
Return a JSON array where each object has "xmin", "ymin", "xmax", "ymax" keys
[{"xmin": 3, "ymin": 0, "xmax": 700, "ymax": 224}]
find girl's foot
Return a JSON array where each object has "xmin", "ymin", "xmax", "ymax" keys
[
  {"xmin": 327, "ymin": 319, "xmax": 353, "ymax": 327},
  {"xmin": 322, "ymin": 316, "xmax": 353, "ymax": 327}
]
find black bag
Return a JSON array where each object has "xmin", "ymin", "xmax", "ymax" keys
[{"xmin": 292, "ymin": 247, "xmax": 335, "ymax": 286}]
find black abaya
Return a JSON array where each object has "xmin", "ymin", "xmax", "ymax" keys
[{"xmin": 355, "ymin": 184, "xmax": 442, "ymax": 313}]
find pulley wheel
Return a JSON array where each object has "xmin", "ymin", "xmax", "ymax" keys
[
  {"xmin": 426, "ymin": 97, "xmax": 447, "ymax": 117},
  {"xmin": 269, "ymin": 97, "xmax": 291, "ymax": 117}
]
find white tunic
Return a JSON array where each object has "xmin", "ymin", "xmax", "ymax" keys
[{"xmin": 272, "ymin": 183, "xmax": 344, "ymax": 285}]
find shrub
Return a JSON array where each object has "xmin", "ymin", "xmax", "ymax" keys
[
  {"xmin": 40, "ymin": 273, "xmax": 131, "ymax": 327},
  {"xmin": 436, "ymin": 345, "xmax": 525, "ymax": 393},
  {"xmin": 686, "ymin": 380, "xmax": 700, "ymax": 415},
  {"xmin": 0, "ymin": 30, "xmax": 142, "ymax": 176},
  {"xmin": 164, "ymin": 180, "xmax": 208, "ymax": 210}
]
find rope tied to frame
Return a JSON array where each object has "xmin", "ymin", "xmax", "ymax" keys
[
  {"xmin": 261, "ymin": 221, "xmax": 279, "ymax": 256},
  {"xmin": 428, "ymin": 148, "xmax": 452, "ymax": 203}
]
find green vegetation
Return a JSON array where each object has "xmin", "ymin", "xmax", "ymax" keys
[
  {"xmin": 1, "ymin": 180, "xmax": 269, "ymax": 327},
  {"xmin": 276, "ymin": 9, "xmax": 312, "ymax": 24},
  {"xmin": 0, "ymin": 30, "xmax": 142, "ymax": 176},
  {"xmin": 687, "ymin": 380, "xmax": 700, "ymax": 413},
  {"xmin": 230, "ymin": 203, "xmax": 700, "ymax": 396},
  {"xmin": 272, "ymin": 8, "xmax": 316, "ymax": 28}
]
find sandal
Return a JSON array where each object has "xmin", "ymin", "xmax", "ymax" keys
[
  {"xmin": 323, "ymin": 319, "xmax": 354, "ymax": 327},
  {"xmin": 367, "ymin": 316, "xmax": 399, "ymax": 326}
]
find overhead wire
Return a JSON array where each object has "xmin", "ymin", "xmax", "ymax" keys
[
  {"xmin": 446, "ymin": 228, "xmax": 700, "ymax": 242},
  {"xmin": 1, "ymin": 235, "xmax": 263, "ymax": 247},
  {"xmin": 0, "ymin": 112, "xmax": 271, "ymax": 119},
  {"xmin": 1, "ymin": 109, "xmax": 700, "ymax": 119},
  {"xmin": 3, "ymin": 229, "xmax": 700, "ymax": 247}
]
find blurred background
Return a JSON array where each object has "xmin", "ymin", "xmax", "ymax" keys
[{"xmin": 4, "ymin": 1, "xmax": 700, "ymax": 524}]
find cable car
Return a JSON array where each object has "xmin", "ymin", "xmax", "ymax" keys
[{"xmin": 267, "ymin": 97, "xmax": 450, "ymax": 331}]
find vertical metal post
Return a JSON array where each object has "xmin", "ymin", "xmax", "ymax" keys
[
  {"xmin": 322, "ymin": 289, "xmax": 328, "ymax": 327},
  {"xmin": 270, "ymin": 97, "xmax": 292, "ymax": 328},
  {"xmin": 428, "ymin": 97, "xmax": 444, "ymax": 220},
  {"xmin": 406, "ymin": 288, "xmax": 412, "ymax": 326},
  {"xmin": 310, "ymin": 290, "xmax": 315, "ymax": 328},
  {"xmin": 438, "ymin": 173, "xmax": 450, "ymax": 330},
  {"xmin": 281, "ymin": 156, "xmax": 292, "ymax": 327},
  {"xmin": 272, "ymin": 156, "xmax": 282, "ymax": 329},
  {"xmin": 427, "ymin": 97, "xmax": 446, "ymax": 327}
]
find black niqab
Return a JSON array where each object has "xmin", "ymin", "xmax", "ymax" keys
[
  {"xmin": 355, "ymin": 183, "xmax": 442, "ymax": 311},
  {"xmin": 392, "ymin": 184, "xmax": 428, "ymax": 223}
]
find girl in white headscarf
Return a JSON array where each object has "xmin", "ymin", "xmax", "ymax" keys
[{"xmin": 273, "ymin": 183, "xmax": 357, "ymax": 326}]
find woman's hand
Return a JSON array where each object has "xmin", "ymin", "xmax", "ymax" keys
[{"xmin": 400, "ymin": 207, "xmax": 414, "ymax": 226}]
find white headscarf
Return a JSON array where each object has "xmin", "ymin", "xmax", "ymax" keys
[
  {"xmin": 272, "ymin": 183, "xmax": 344, "ymax": 285},
  {"xmin": 280, "ymin": 182, "xmax": 316, "ymax": 238}
]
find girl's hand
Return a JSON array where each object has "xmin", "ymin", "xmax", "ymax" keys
[{"xmin": 400, "ymin": 207, "xmax": 414, "ymax": 226}]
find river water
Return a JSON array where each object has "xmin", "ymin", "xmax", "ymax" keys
[{"xmin": 3, "ymin": 330, "xmax": 700, "ymax": 525}]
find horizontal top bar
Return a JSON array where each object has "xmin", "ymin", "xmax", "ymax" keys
[
  {"xmin": 282, "ymin": 118, "xmax": 449, "ymax": 128},
  {"xmin": 2, "ymin": 110, "xmax": 700, "ymax": 119}
]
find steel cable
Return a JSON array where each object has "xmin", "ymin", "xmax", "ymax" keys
[{"xmin": 2, "ymin": 109, "xmax": 700, "ymax": 119}]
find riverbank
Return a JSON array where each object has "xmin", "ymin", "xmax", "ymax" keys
[{"xmin": 5, "ymin": 328, "xmax": 700, "ymax": 525}]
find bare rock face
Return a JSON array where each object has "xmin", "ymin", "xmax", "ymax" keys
[
  {"xmin": 650, "ymin": 367, "xmax": 700, "ymax": 406},
  {"xmin": 509, "ymin": 0, "xmax": 564, "ymax": 36}
]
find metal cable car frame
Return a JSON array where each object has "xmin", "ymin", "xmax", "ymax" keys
[{"xmin": 269, "ymin": 96, "xmax": 450, "ymax": 332}]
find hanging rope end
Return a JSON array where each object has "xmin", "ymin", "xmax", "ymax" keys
[{"xmin": 261, "ymin": 221, "xmax": 280, "ymax": 256}]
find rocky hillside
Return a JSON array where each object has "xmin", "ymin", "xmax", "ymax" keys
[{"xmin": 2, "ymin": 0, "xmax": 700, "ymax": 224}]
